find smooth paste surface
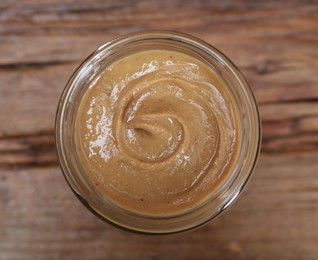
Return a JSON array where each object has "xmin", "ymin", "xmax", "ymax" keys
[{"xmin": 75, "ymin": 50, "xmax": 238, "ymax": 215}]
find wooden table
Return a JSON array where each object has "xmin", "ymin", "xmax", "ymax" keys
[{"xmin": 1, "ymin": 1, "xmax": 317, "ymax": 259}]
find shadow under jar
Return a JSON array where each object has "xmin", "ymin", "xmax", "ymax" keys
[{"xmin": 55, "ymin": 31, "xmax": 261, "ymax": 234}]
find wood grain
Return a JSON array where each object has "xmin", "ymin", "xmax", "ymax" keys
[
  {"xmin": 0, "ymin": 0, "xmax": 318, "ymax": 259},
  {"xmin": 1, "ymin": 153, "xmax": 318, "ymax": 259}
]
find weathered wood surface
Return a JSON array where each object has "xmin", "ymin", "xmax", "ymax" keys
[{"xmin": 0, "ymin": 0, "xmax": 318, "ymax": 259}]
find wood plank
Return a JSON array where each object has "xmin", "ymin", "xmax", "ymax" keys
[
  {"xmin": 1, "ymin": 152, "xmax": 318, "ymax": 259},
  {"xmin": 0, "ymin": 64, "xmax": 76, "ymax": 136},
  {"xmin": 1, "ymin": 66, "xmax": 318, "ymax": 167}
]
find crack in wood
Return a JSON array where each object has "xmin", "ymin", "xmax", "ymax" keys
[
  {"xmin": 0, "ymin": 60, "xmax": 74, "ymax": 71},
  {"xmin": 0, "ymin": 131, "xmax": 58, "ymax": 169},
  {"xmin": 0, "ymin": 122, "xmax": 317, "ymax": 169},
  {"xmin": 259, "ymin": 98, "xmax": 318, "ymax": 106}
]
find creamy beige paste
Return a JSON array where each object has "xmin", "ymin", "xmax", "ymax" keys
[{"xmin": 75, "ymin": 50, "xmax": 238, "ymax": 215}]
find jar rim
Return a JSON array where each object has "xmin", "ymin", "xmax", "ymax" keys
[{"xmin": 55, "ymin": 30, "xmax": 261, "ymax": 234}]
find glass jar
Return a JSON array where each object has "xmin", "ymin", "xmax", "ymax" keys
[{"xmin": 55, "ymin": 31, "xmax": 261, "ymax": 234}]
